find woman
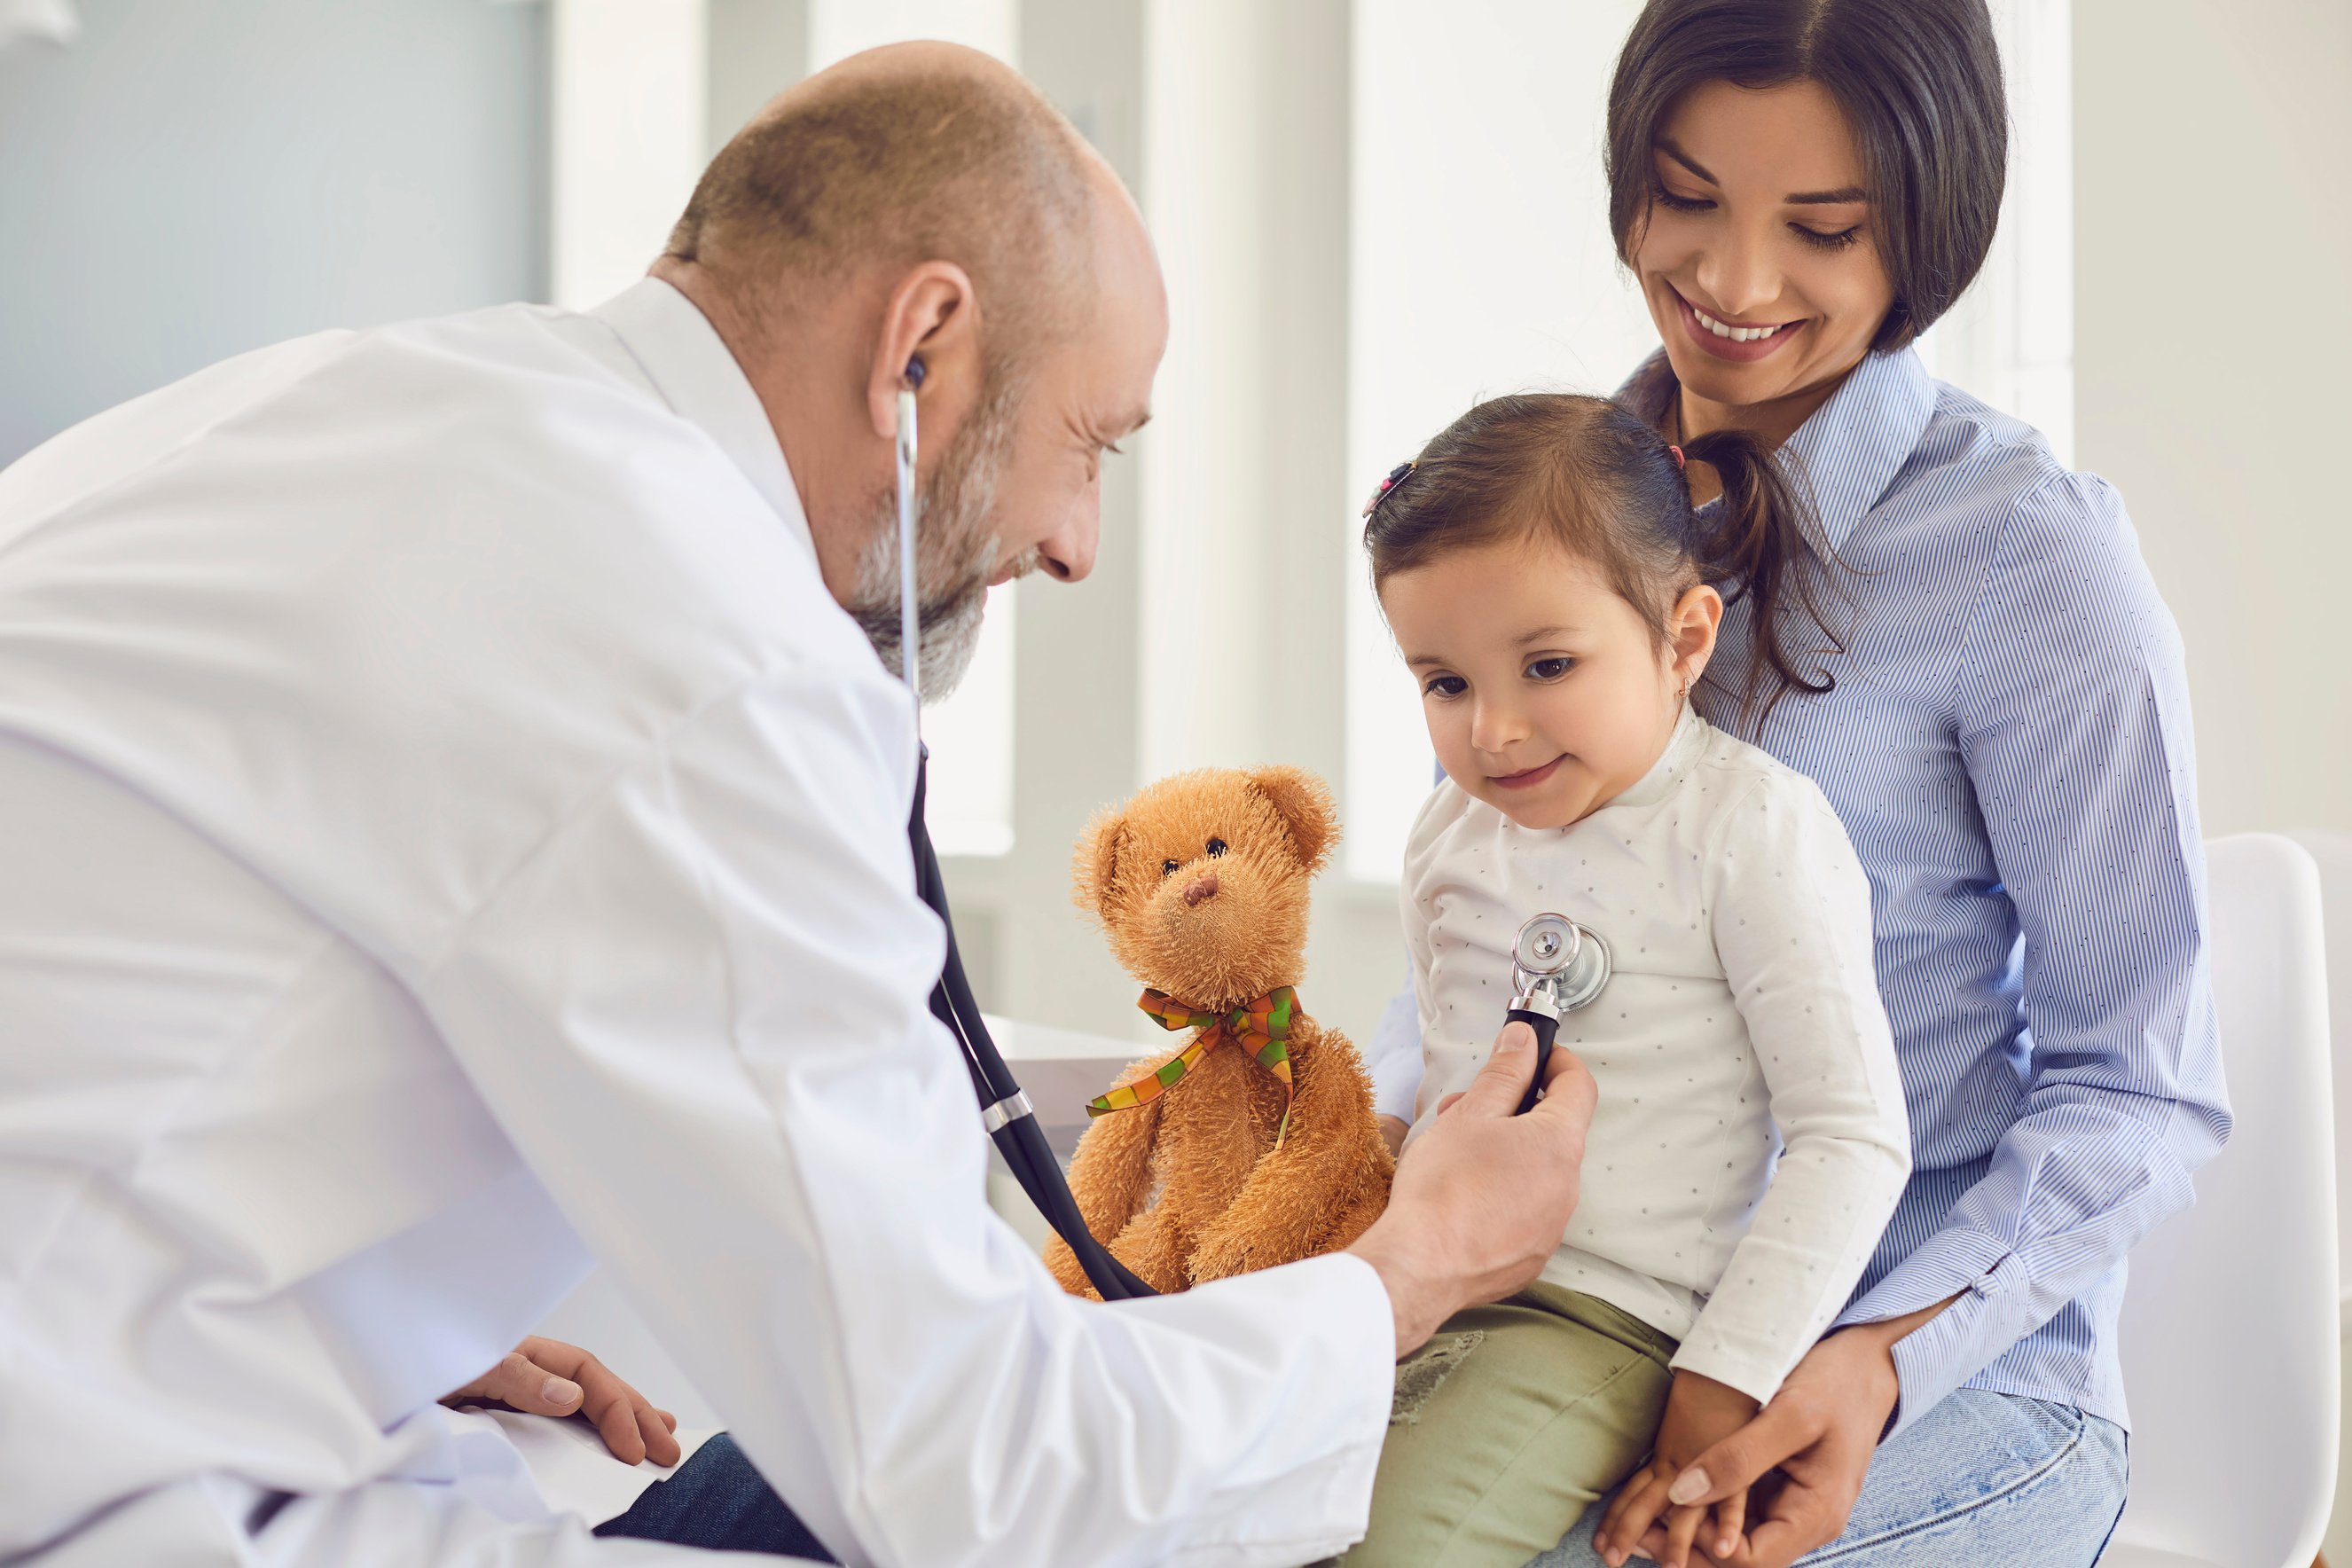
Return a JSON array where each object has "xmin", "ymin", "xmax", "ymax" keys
[{"xmin": 1364, "ymin": 3, "xmax": 2227, "ymax": 1564}]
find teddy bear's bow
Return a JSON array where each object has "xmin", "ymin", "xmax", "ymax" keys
[{"xmin": 1088, "ymin": 986, "xmax": 1300, "ymax": 1143}]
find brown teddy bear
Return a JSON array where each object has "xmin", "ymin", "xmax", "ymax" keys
[{"xmin": 1043, "ymin": 765, "xmax": 1394, "ymax": 1298}]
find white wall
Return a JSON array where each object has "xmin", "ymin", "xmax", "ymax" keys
[
  {"xmin": 0, "ymin": 0, "xmax": 547, "ymax": 466},
  {"xmin": 2074, "ymin": 0, "xmax": 2352, "ymax": 840}
]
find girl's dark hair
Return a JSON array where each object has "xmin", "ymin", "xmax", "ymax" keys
[
  {"xmin": 1364, "ymin": 394, "xmax": 1838, "ymax": 716},
  {"xmin": 1608, "ymin": 0, "xmax": 2007, "ymax": 350}
]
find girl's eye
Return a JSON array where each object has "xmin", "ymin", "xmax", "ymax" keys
[
  {"xmin": 1423, "ymin": 674, "xmax": 1468, "ymax": 699},
  {"xmin": 1526, "ymin": 657, "xmax": 1575, "ymax": 680},
  {"xmin": 1161, "ymin": 858, "xmax": 1180, "ymax": 876},
  {"xmin": 1206, "ymin": 838, "xmax": 1227, "ymax": 858},
  {"xmin": 1651, "ymin": 184, "xmax": 1714, "ymax": 214},
  {"xmin": 1792, "ymin": 223, "xmax": 1863, "ymax": 251}
]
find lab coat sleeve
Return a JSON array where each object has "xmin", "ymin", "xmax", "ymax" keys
[
  {"xmin": 1672, "ymin": 772, "xmax": 1912, "ymax": 1405},
  {"xmin": 417, "ymin": 660, "xmax": 1396, "ymax": 1568}
]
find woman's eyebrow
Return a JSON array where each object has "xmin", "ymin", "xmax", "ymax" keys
[
  {"xmin": 1787, "ymin": 185, "xmax": 1869, "ymax": 205},
  {"xmin": 1655, "ymin": 139, "xmax": 1715, "ymax": 184}
]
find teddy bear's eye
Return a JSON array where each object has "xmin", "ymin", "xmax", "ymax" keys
[
  {"xmin": 1161, "ymin": 858, "xmax": 1180, "ymax": 876},
  {"xmin": 1206, "ymin": 837, "xmax": 1228, "ymax": 858}
]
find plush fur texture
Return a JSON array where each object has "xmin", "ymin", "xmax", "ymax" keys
[{"xmin": 1044, "ymin": 766, "xmax": 1395, "ymax": 1298}]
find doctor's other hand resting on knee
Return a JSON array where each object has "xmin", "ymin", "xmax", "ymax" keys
[
  {"xmin": 440, "ymin": 1337, "xmax": 683, "ymax": 1469},
  {"xmin": 1353, "ymin": 1023, "xmax": 1598, "ymax": 1358}
]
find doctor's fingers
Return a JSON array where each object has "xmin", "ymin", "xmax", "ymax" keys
[{"xmin": 514, "ymin": 1336, "xmax": 684, "ymax": 1467}]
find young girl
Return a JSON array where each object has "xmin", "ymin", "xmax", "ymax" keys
[{"xmin": 1343, "ymin": 393, "xmax": 1910, "ymax": 1568}]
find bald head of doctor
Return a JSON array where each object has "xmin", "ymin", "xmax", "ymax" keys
[{"xmin": 651, "ymin": 42, "xmax": 1166, "ymax": 698}]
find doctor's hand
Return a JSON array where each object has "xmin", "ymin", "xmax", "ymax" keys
[
  {"xmin": 1347, "ymin": 1022, "xmax": 1595, "ymax": 1360},
  {"xmin": 441, "ymin": 1336, "xmax": 684, "ymax": 1468}
]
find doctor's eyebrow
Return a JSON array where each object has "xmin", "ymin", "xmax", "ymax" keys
[{"xmin": 1655, "ymin": 140, "xmax": 1867, "ymax": 206}]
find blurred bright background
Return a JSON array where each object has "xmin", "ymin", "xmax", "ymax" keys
[{"xmin": 1, "ymin": 0, "xmax": 2345, "ymax": 1065}]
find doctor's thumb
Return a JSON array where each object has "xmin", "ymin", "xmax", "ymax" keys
[{"xmin": 1460, "ymin": 1021, "xmax": 1540, "ymax": 1113}]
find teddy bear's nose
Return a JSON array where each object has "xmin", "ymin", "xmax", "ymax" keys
[{"xmin": 1181, "ymin": 871, "xmax": 1220, "ymax": 908}]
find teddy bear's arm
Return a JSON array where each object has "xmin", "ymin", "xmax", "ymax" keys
[
  {"xmin": 1040, "ymin": 1052, "xmax": 1180, "ymax": 1298},
  {"xmin": 1186, "ymin": 1023, "xmax": 1393, "ymax": 1284}
]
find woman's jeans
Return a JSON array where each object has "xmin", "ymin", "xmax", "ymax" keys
[{"xmin": 1527, "ymin": 1389, "xmax": 2129, "ymax": 1566}]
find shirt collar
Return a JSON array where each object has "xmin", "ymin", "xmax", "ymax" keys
[
  {"xmin": 1619, "ymin": 346, "xmax": 1938, "ymax": 554},
  {"xmin": 1601, "ymin": 702, "xmax": 1707, "ymax": 812},
  {"xmin": 588, "ymin": 277, "xmax": 815, "ymax": 563}
]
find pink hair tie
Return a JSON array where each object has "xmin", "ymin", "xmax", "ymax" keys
[{"xmin": 1668, "ymin": 444, "xmax": 1687, "ymax": 471}]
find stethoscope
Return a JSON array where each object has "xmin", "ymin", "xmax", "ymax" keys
[
  {"xmin": 1503, "ymin": 912, "xmax": 1612, "ymax": 1115},
  {"xmin": 892, "ymin": 368, "xmax": 1159, "ymax": 1302}
]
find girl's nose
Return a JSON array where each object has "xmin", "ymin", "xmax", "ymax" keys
[{"xmin": 1470, "ymin": 702, "xmax": 1527, "ymax": 755}]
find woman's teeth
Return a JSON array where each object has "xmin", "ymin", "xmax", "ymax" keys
[{"xmin": 1691, "ymin": 304, "xmax": 1788, "ymax": 343}]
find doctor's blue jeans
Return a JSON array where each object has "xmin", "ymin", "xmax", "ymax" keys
[{"xmin": 1526, "ymin": 1389, "xmax": 2128, "ymax": 1567}]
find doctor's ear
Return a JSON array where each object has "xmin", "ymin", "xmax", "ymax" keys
[
  {"xmin": 1072, "ymin": 806, "xmax": 1130, "ymax": 925},
  {"xmin": 867, "ymin": 260, "xmax": 980, "ymax": 442}
]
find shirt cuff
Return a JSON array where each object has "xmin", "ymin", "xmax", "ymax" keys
[{"xmin": 1833, "ymin": 1229, "xmax": 2042, "ymax": 1440}]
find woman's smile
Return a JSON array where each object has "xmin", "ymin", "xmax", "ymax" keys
[{"xmin": 1672, "ymin": 286, "xmax": 1807, "ymax": 363}]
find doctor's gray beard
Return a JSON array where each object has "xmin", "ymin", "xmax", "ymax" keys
[{"xmin": 846, "ymin": 377, "xmax": 1035, "ymax": 703}]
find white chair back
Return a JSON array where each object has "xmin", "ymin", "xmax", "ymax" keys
[
  {"xmin": 2105, "ymin": 834, "xmax": 2336, "ymax": 1568},
  {"xmin": 2286, "ymin": 828, "xmax": 2352, "ymax": 1568},
  {"xmin": 2287, "ymin": 830, "xmax": 2352, "ymax": 1312}
]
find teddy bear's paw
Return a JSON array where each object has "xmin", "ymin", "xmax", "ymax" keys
[{"xmin": 1185, "ymin": 1232, "xmax": 1273, "ymax": 1284}]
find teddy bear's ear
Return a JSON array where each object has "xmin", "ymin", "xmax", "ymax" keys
[
  {"xmin": 1244, "ymin": 765, "xmax": 1339, "ymax": 876},
  {"xmin": 1071, "ymin": 803, "xmax": 1129, "ymax": 923}
]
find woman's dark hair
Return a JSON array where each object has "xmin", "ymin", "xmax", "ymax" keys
[
  {"xmin": 1607, "ymin": 0, "xmax": 2007, "ymax": 350},
  {"xmin": 1364, "ymin": 394, "xmax": 1838, "ymax": 716}
]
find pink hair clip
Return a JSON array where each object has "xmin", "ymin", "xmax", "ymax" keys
[
  {"xmin": 1668, "ymin": 444, "xmax": 1687, "ymax": 471},
  {"xmin": 1361, "ymin": 460, "xmax": 1416, "ymax": 519}
]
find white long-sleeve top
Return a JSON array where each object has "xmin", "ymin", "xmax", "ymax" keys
[
  {"xmin": 1400, "ymin": 708, "xmax": 1911, "ymax": 1402},
  {"xmin": 0, "ymin": 278, "xmax": 1393, "ymax": 1568}
]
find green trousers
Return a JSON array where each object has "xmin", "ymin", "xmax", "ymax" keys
[{"xmin": 1334, "ymin": 1282, "xmax": 1677, "ymax": 1568}]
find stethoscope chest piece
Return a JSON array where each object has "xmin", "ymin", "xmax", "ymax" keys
[{"xmin": 1510, "ymin": 912, "xmax": 1611, "ymax": 1015}]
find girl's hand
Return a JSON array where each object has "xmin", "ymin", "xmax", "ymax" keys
[
  {"xmin": 1629, "ymin": 1298, "xmax": 1953, "ymax": 1568},
  {"xmin": 440, "ymin": 1335, "xmax": 684, "ymax": 1467},
  {"xmin": 1595, "ymin": 1370, "xmax": 1758, "ymax": 1568},
  {"xmin": 1376, "ymin": 1114, "xmax": 1409, "ymax": 1158}
]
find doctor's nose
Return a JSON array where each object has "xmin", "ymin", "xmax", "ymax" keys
[{"xmin": 1035, "ymin": 496, "xmax": 1099, "ymax": 584}]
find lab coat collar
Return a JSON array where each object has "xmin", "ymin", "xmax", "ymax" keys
[{"xmin": 590, "ymin": 277, "xmax": 816, "ymax": 563}]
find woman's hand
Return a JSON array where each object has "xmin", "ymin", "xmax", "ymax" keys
[
  {"xmin": 1595, "ymin": 1370, "xmax": 1759, "ymax": 1568},
  {"xmin": 1611, "ymin": 1300, "xmax": 1948, "ymax": 1568},
  {"xmin": 441, "ymin": 1335, "xmax": 684, "ymax": 1467},
  {"xmin": 1376, "ymin": 1114, "xmax": 1409, "ymax": 1159}
]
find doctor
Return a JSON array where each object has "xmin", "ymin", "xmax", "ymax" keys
[{"xmin": 0, "ymin": 41, "xmax": 1595, "ymax": 1568}]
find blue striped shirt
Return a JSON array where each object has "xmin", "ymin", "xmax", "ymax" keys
[{"xmin": 1366, "ymin": 346, "xmax": 2230, "ymax": 1437}]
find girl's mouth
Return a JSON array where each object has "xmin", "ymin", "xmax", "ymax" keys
[
  {"xmin": 1489, "ymin": 756, "xmax": 1564, "ymax": 790},
  {"xmin": 1673, "ymin": 288, "xmax": 1805, "ymax": 363}
]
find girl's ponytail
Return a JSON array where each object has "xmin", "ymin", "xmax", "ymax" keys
[{"xmin": 1680, "ymin": 427, "xmax": 1840, "ymax": 718}]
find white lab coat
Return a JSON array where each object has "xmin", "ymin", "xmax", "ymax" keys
[{"xmin": 0, "ymin": 278, "xmax": 1392, "ymax": 1568}]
